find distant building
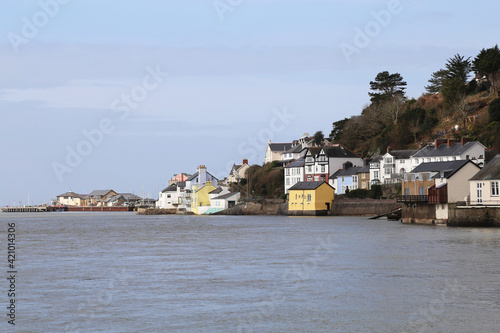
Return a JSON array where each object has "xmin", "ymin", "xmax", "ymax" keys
[
  {"xmin": 265, "ymin": 141, "xmax": 293, "ymax": 164},
  {"xmin": 229, "ymin": 159, "xmax": 250, "ymax": 183},
  {"xmin": 56, "ymin": 191, "xmax": 86, "ymax": 206}
]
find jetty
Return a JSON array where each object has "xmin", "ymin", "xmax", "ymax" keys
[{"xmin": 1, "ymin": 206, "xmax": 48, "ymax": 213}]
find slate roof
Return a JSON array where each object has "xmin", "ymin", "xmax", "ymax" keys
[
  {"xmin": 470, "ymin": 155, "xmax": 500, "ymax": 180},
  {"xmin": 283, "ymin": 144, "xmax": 306, "ymax": 154},
  {"xmin": 323, "ymin": 145, "xmax": 361, "ymax": 158},
  {"xmin": 388, "ymin": 150, "xmax": 419, "ymax": 159},
  {"xmin": 289, "ymin": 181, "xmax": 333, "ymax": 191},
  {"xmin": 161, "ymin": 184, "xmax": 177, "ymax": 192},
  {"xmin": 410, "ymin": 160, "xmax": 477, "ymax": 179},
  {"xmin": 212, "ymin": 192, "xmax": 240, "ymax": 200},
  {"xmin": 120, "ymin": 193, "xmax": 141, "ymax": 201},
  {"xmin": 330, "ymin": 166, "xmax": 366, "ymax": 178},
  {"xmin": 269, "ymin": 143, "xmax": 293, "ymax": 152},
  {"xmin": 186, "ymin": 171, "xmax": 219, "ymax": 182},
  {"xmin": 413, "ymin": 142, "xmax": 481, "ymax": 158},
  {"xmin": 88, "ymin": 189, "xmax": 114, "ymax": 197},
  {"xmin": 284, "ymin": 157, "xmax": 305, "ymax": 168},
  {"xmin": 57, "ymin": 191, "xmax": 84, "ymax": 198},
  {"xmin": 209, "ymin": 187, "xmax": 224, "ymax": 194}
]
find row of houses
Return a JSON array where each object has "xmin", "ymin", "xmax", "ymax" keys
[
  {"xmin": 263, "ymin": 135, "xmax": 493, "ymax": 216},
  {"xmin": 54, "ymin": 189, "xmax": 154, "ymax": 207},
  {"xmin": 156, "ymin": 165, "xmax": 242, "ymax": 215},
  {"xmin": 269, "ymin": 137, "xmax": 486, "ymax": 195}
]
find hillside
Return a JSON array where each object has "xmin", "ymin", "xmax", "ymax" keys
[{"xmin": 330, "ymin": 87, "xmax": 500, "ymax": 158}]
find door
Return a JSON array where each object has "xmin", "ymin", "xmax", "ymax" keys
[{"xmin": 477, "ymin": 183, "xmax": 483, "ymax": 204}]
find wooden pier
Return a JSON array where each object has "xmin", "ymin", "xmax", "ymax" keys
[{"xmin": 1, "ymin": 206, "xmax": 48, "ymax": 213}]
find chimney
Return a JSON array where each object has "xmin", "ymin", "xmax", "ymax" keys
[
  {"xmin": 461, "ymin": 137, "xmax": 473, "ymax": 146},
  {"xmin": 447, "ymin": 139, "xmax": 460, "ymax": 148},
  {"xmin": 343, "ymin": 161, "xmax": 353, "ymax": 170},
  {"xmin": 435, "ymin": 139, "xmax": 447, "ymax": 148},
  {"xmin": 243, "ymin": 159, "xmax": 248, "ymax": 165}
]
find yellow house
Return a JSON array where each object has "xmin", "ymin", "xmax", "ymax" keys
[
  {"xmin": 288, "ymin": 181, "xmax": 335, "ymax": 215},
  {"xmin": 191, "ymin": 181, "xmax": 217, "ymax": 214}
]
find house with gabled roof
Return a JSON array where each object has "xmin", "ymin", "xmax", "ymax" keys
[
  {"xmin": 185, "ymin": 165, "xmax": 218, "ymax": 189},
  {"xmin": 56, "ymin": 191, "xmax": 87, "ymax": 206},
  {"xmin": 265, "ymin": 141, "xmax": 293, "ymax": 164},
  {"xmin": 469, "ymin": 155, "xmax": 500, "ymax": 206},
  {"xmin": 400, "ymin": 159, "xmax": 481, "ymax": 224},
  {"xmin": 87, "ymin": 189, "xmax": 118, "ymax": 206},
  {"xmin": 411, "ymin": 138, "xmax": 486, "ymax": 168},
  {"xmin": 288, "ymin": 181, "xmax": 335, "ymax": 215},
  {"xmin": 229, "ymin": 159, "xmax": 250, "ymax": 183},
  {"xmin": 329, "ymin": 162, "xmax": 367, "ymax": 195}
]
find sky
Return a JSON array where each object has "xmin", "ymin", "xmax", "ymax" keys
[{"xmin": 1, "ymin": 0, "xmax": 499, "ymax": 206}]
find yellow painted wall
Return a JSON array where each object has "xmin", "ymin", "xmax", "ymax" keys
[
  {"xmin": 288, "ymin": 183, "xmax": 335, "ymax": 211},
  {"xmin": 191, "ymin": 181, "xmax": 216, "ymax": 214}
]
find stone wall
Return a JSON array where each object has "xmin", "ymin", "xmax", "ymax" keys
[
  {"xmin": 447, "ymin": 204, "xmax": 500, "ymax": 227},
  {"xmin": 331, "ymin": 199, "xmax": 401, "ymax": 217},
  {"xmin": 401, "ymin": 203, "xmax": 442, "ymax": 225}
]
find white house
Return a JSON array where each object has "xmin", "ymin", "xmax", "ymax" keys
[
  {"xmin": 378, "ymin": 149, "xmax": 418, "ymax": 184},
  {"xmin": 469, "ymin": 155, "xmax": 500, "ymax": 206},
  {"xmin": 157, "ymin": 182, "xmax": 191, "ymax": 210},
  {"xmin": 265, "ymin": 141, "xmax": 293, "ymax": 164},
  {"xmin": 411, "ymin": 138, "xmax": 486, "ymax": 169},
  {"xmin": 284, "ymin": 157, "xmax": 305, "ymax": 194}
]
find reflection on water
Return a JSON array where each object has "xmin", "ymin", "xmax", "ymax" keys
[{"xmin": 1, "ymin": 212, "xmax": 500, "ymax": 332}]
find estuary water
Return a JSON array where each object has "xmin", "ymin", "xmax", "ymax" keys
[{"xmin": 1, "ymin": 212, "xmax": 500, "ymax": 332}]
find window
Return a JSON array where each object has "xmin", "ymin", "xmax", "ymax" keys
[
  {"xmin": 404, "ymin": 174, "xmax": 409, "ymax": 181},
  {"xmin": 286, "ymin": 169, "xmax": 290, "ymax": 176},
  {"xmin": 307, "ymin": 194, "xmax": 311, "ymax": 201},
  {"xmin": 167, "ymin": 194, "xmax": 171, "ymax": 198},
  {"xmin": 321, "ymin": 174, "xmax": 326, "ymax": 182},
  {"xmin": 419, "ymin": 187, "xmax": 425, "ymax": 196},
  {"xmin": 353, "ymin": 175, "xmax": 358, "ymax": 183},
  {"xmin": 427, "ymin": 173, "xmax": 432, "ymax": 181},
  {"xmin": 307, "ymin": 166, "xmax": 312, "ymax": 173},
  {"xmin": 419, "ymin": 173, "xmax": 424, "ymax": 181},
  {"xmin": 286, "ymin": 178, "xmax": 290, "ymax": 185},
  {"xmin": 321, "ymin": 165, "xmax": 325, "ymax": 172},
  {"xmin": 314, "ymin": 176, "xmax": 319, "ymax": 181},
  {"xmin": 341, "ymin": 177, "xmax": 345, "ymax": 182},
  {"xmin": 477, "ymin": 183, "xmax": 483, "ymax": 203},
  {"xmin": 492, "ymin": 182, "xmax": 499, "ymax": 196},
  {"xmin": 405, "ymin": 188, "xmax": 410, "ymax": 196},
  {"xmin": 374, "ymin": 171, "xmax": 379, "ymax": 179},
  {"xmin": 307, "ymin": 175, "xmax": 312, "ymax": 181}
]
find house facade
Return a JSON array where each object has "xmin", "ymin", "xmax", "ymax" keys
[
  {"xmin": 229, "ymin": 159, "xmax": 250, "ymax": 183},
  {"xmin": 191, "ymin": 181, "xmax": 217, "ymax": 215},
  {"xmin": 56, "ymin": 191, "xmax": 86, "ymax": 206},
  {"xmin": 186, "ymin": 165, "xmax": 218, "ymax": 189},
  {"xmin": 265, "ymin": 141, "xmax": 293, "ymax": 164},
  {"xmin": 330, "ymin": 163, "xmax": 364, "ymax": 195},
  {"xmin": 400, "ymin": 160, "xmax": 481, "ymax": 224},
  {"xmin": 411, "ymin": 138, "xmax": 486, "ymax": 168},
  {"xmin": 469, "ymin": 155, "xmax": 500, "ymax": 206},
  {"xmin": 284, "ymin": 157, "xmax": 305, "ymax": 194},
  {"xmin": 288, "ymin": 181, "xmax": 335, "ymax": 215}
]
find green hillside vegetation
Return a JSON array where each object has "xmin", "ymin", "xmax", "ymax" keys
[{"xmin": 328, "ymin": 45, "xmax": 500, "ymax": 157}]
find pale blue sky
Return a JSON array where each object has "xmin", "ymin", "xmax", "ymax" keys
[{"xmin": 1, "ymin": 0, "xmax": 499, "ymax": 205}]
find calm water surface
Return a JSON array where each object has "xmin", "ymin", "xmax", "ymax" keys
[{"xmin": 1, "ymin": 212, "xmax": 499, "ymax": 332}]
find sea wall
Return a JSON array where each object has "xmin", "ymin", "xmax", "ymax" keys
[
  {"xmin": 136, "ymin": 208, "xmax": 193, "ymax": 215},
  {"xmin": 400, "ymin": 203, "xmax": 442, "ymax": 225},
  {"xmin": 331, "ymin": 199, "xmax": 401, "ymax": 217},
  {"xmin": 215, "ymin": 199, "xmax": 287, "ymax": 216},
  {"xmin": 447, "ymin": 204, "xmax": 500, "ymax": 227}
]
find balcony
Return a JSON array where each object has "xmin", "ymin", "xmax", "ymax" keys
[{"xmin": 396, "ymin": 195, "xmax": 429, "ymax": 203}]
